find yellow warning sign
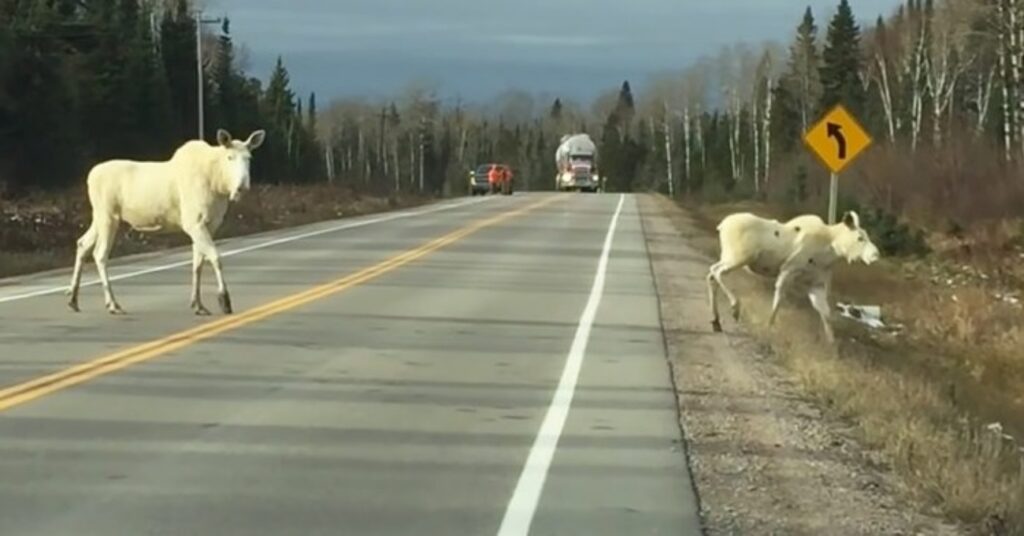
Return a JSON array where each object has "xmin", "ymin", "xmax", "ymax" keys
[{"xmin": 803, "ymin": 104, "xmax": 873, "ymax": 174}]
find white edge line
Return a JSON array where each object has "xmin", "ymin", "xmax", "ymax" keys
[
  {"xmin": 0, "ymin": 196, "xmax": 491, "ymax": 304},
  {"xmin": 496, "ymin": 193, "xmax": 626, "ymax": 536}
]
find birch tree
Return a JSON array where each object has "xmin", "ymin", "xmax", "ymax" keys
[
  {"xmin": 963, "ymin": 5, "xmax": 998, "ymax": 138},
  {"xmin": 868, "ymin": 16, "xmax": 900, "ymax": 142},
  {"xmin": 756, "ymin": 46, "xmax": 784, "ymax": 191},
  {"xmin": 993, "ymin": 0, "xmax": 1024, "ymax": 160},
  {"xmin": 924, "ymin": 0, "xmax": 978, "ymax": 147},
  {"xmin": 897, "ymin": 1, "xmax": 929, "ymax": 152}
]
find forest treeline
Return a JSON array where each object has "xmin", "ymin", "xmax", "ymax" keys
[
  {"xmin": 4, "ymin": 0, "xmax": 1023, "ymax": 235},
  {"xmin": 0, "ymin": 0, "xmax": 321, "ymax": 195}
]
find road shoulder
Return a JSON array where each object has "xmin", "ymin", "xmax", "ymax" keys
[{"xmin": 638, "ymin": 194, "xmax": 961, "ymax": 535}]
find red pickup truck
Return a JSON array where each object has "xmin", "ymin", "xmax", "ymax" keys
[{"xmin": 469, "ymin": 163, "xmax": 514, "ymax": 196}]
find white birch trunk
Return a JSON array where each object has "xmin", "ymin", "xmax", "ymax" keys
[
  {"xmin": 910, "ymin": 26, "xmax": 927, "ymax": 152},
  {"xmin": 663, "ymin": 109, "xmax": 674, "ymax": 197},
  {"xmin": 999, "ymin": 0, "xmax": 1014, "ymax": 160},
  {"xmin": 876, "ymin": 53, "xmax": 898, "ymax": 142},
  {"xmin": 683, "ymin": 105, "xmax": 692, "ymax": 191},
  {"xmin": 976, "ymin": 66, "xmax": 996, "ymax": 137},
  {"xmin": 762, "ymin": 76, "xmax": 773, "ymax": 191},
  {"xmin": 1013, "ymin": 0, "xmax": 1024, "ymax": 159},
  {"xmin": 751, "ymin": 90, "xmax": 760, "ymax": 192}
]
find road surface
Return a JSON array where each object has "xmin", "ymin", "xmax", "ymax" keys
[{"xmin": 0, "ymin": 193, "xmax": 701, "ymax": 535}]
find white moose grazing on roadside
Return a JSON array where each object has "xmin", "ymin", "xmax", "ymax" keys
[
  {"xmin": 706, "ymin": 210, "xmax": 881, "ymax": 343},
  {"xmin": 67, "ymin": 129, "xmax": 266, "ymax": 315}
]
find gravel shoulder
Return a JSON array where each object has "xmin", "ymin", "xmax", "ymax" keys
[{"xmin": 638, "ymin": 194, "xmax": 963, "ymax": 535}]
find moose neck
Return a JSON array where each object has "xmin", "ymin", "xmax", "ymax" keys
[{"xmin": 825, "ymin": 223, "xmax": 857, "ymax": 263}]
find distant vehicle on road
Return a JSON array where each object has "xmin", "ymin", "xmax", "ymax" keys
[
  {"xmin": 555, "ymin": 133, "xmax": 602, "ymax": 193},
  {"xmin": 469, "ymin": 163, "xmax": 514, "ymax": 196}
]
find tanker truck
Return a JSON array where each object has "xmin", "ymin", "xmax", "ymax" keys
[{"xmin": 554, "ymin": 133, "xmax": 602, "ymax": 193}]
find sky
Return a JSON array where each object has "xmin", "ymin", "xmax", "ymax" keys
[{"xmin": 205, "ymin": 0, "xmax": 905, "ymax": 105}]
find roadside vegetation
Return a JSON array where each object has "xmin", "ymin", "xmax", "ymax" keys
[
  {"xmin": 654, "ymin": 0, "xmax": 1024, "ymax": 531},
  {"xmin": 0, "ymin": 184, "xmax": 429, "ymax": 279},
  {"xmin": 680, "ymin": 197, "xmax": 1023, "ymax": 534}
]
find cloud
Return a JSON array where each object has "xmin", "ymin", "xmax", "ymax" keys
[
  {"xmin": 487, "ymin": 34, "xmax": 614, "ymax": 48},
  {"xmin": 211, "ymin": 0, "xmax": 907, "ymax": 100}
]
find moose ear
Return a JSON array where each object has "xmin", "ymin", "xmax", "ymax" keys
[
  {"xmin": 246, "ymin": 130, "xmax": 266, "ymax": 150},
  {"xmin": 842, "ymin": 210, "xmax": 860, "ymax": 229},
  {"xmin": 216, "ymin": 129, "xmax": 233, "ymax": 148}
]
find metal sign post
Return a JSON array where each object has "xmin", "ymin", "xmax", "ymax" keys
[{"xmin": 828, "ymin": 172, "xmax": 839, "ymax": 224}]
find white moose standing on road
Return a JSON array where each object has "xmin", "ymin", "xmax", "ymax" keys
[
  {"xmin": 67, "ymin": 129, "xmax": 266, "ymax": 315},
  {"xmin": 706, "ymin": 210, "xmax": 881, "ymax": 343}
]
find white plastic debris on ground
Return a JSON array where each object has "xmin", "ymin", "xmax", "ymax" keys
[
  {"xmin": 836, "ymin": 302, "xmax": 900, "ymax": 331},
  {"xmin": 985, "ymin": 422, "xmax": 1024, "ymax": 455},
  {"xmin": 995, "ymin": 292, "xmax": 1022, "ymax": 308}
]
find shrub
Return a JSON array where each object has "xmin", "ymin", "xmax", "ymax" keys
[{"xmin": 843, "ymin": 197, "xmax": 930, "ymax": 257}]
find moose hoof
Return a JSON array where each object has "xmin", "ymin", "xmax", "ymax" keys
[
  {"xmin": 192, "ymin": 302, "xmax": 212, "ymax": 316},
  {"xmin": 107, "ymin": 304, "xmax": 125, "ymax": 315},
  {"xmin": 730, "ymin": 305, "xmax": 741, "ymax": 322},
  {"xmin": 218, "ymin": 292, "xmax": 233, "ymax": 315},
  {"xmin": 67, "ymin": 299, "xmax": 80, "ymax": 313},
  {"xmin": 711, "ymin": 319, "xmax": 723, "ymax": 333}
]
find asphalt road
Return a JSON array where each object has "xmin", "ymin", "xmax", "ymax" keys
[{"xmin": 0, "ymin": 192, "xmax": 701, "ymax": 535}]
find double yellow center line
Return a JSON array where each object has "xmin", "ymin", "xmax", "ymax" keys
[{"xmin": 0, "ymin": 195, "xmax": 561, "ymax": 413}]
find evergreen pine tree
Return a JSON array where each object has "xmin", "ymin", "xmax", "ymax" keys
[
  {"xmin": 261, "ymin": 56, "xmax": 297, "ymax": 181},
  {"xmin": 388, "ymin": 102, "xmax": 401, "ymax": 126},
  {"xmin": 615, "ymin": 80, "xmax": 636, "ymax": 124},
  {"xmin": 160, "ymin": 0, "xmax": 199, "ymax": 142},
  {"xmin": 819, "ymin": 0, "xmax": 865, "ymax": 114},
  {"xmin": 308, "ymin": 92, "xmax": 317, "ymax": 132},
  {"xmin": 600, "ymin": 111, "xmax": 624, "ymax": 191},
  {"xmin": 771, "ymin": 82, "xmax": 802, "ymax": 154},
  {"xmin": 550, "ymin": 98, "xmax": 563, "ymax": 119},
  {"xmin": 618, "ymin": 81, "xmax": 635, "ymax": 110},
  {"xmin": 212, "ymin": 17, "xmax": 240, "ymax": 134},
  {"xmin": 783, "ymin": 7, "xmax": 823, "ymax": 130},
  {"xmin": 264, "ymin": 56, "xmax": 296, "ymax": 126},
  {"xmin": 79, "ymin": 0, "xmax": 130, "ymax": 159},
  {"xmin": 128, "ymin": 0, "xmax": 174, "ymax": 159},
  {"xmin": 3, "ymin": 0, "xmax": 81, "ymax": 189}
]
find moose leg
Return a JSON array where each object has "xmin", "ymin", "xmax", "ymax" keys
[
  {"xmin": 92, "ymin": 219, "xmax": 124, "ymax": 314},
  {"xmin": 768, "ymin": 268, "xmax": 797, "ymax": 327},
  {"xmin": 213, "ymin": 254, "xmax": 232, "ymax": 315},
  {"xmin": 711, "ymin": 260, "xmax": 743, "ymax": 323},
  {"xmin": 707, "ymin": 261, "xmax": 723, "ymax": 332},
  {"xmin": 808, "ymin": 280, "xmax": 835, "ymax": 344},
  {"xmin": 186, "ymin": 224, "xmax": 231, "ymax": 314},
  {"xmin": 190, "ymin": 246, "xmax": 211, "ymax": 316},
  {"xmin": 67, "ymin": 223, "xmax": 98, "ymax": 312}
]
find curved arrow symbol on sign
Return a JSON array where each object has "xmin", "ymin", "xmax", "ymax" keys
[{"xmin": 827, "ymin": 122, "xmax": 847, "ymax": 159}]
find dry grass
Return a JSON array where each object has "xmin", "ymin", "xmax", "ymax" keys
[
  {"xmin": 678, "ymin": 198, "xmax": 1024, "ymax": 535},
  {"xmin": 0, "ymin": 183, "xmax": 431, "ymax": 279}
]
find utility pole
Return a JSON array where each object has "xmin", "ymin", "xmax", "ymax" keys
[
  {"xmin": 195, "ymin": 11, "xmax": 223, "ymax": 141},
  {"xmin": 418, "ymin": 117, "xmax": 426, "ymax": 192},
  {"xmin": 663, "ymin": 102, "xmax": 674, "ymax": 198}
]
